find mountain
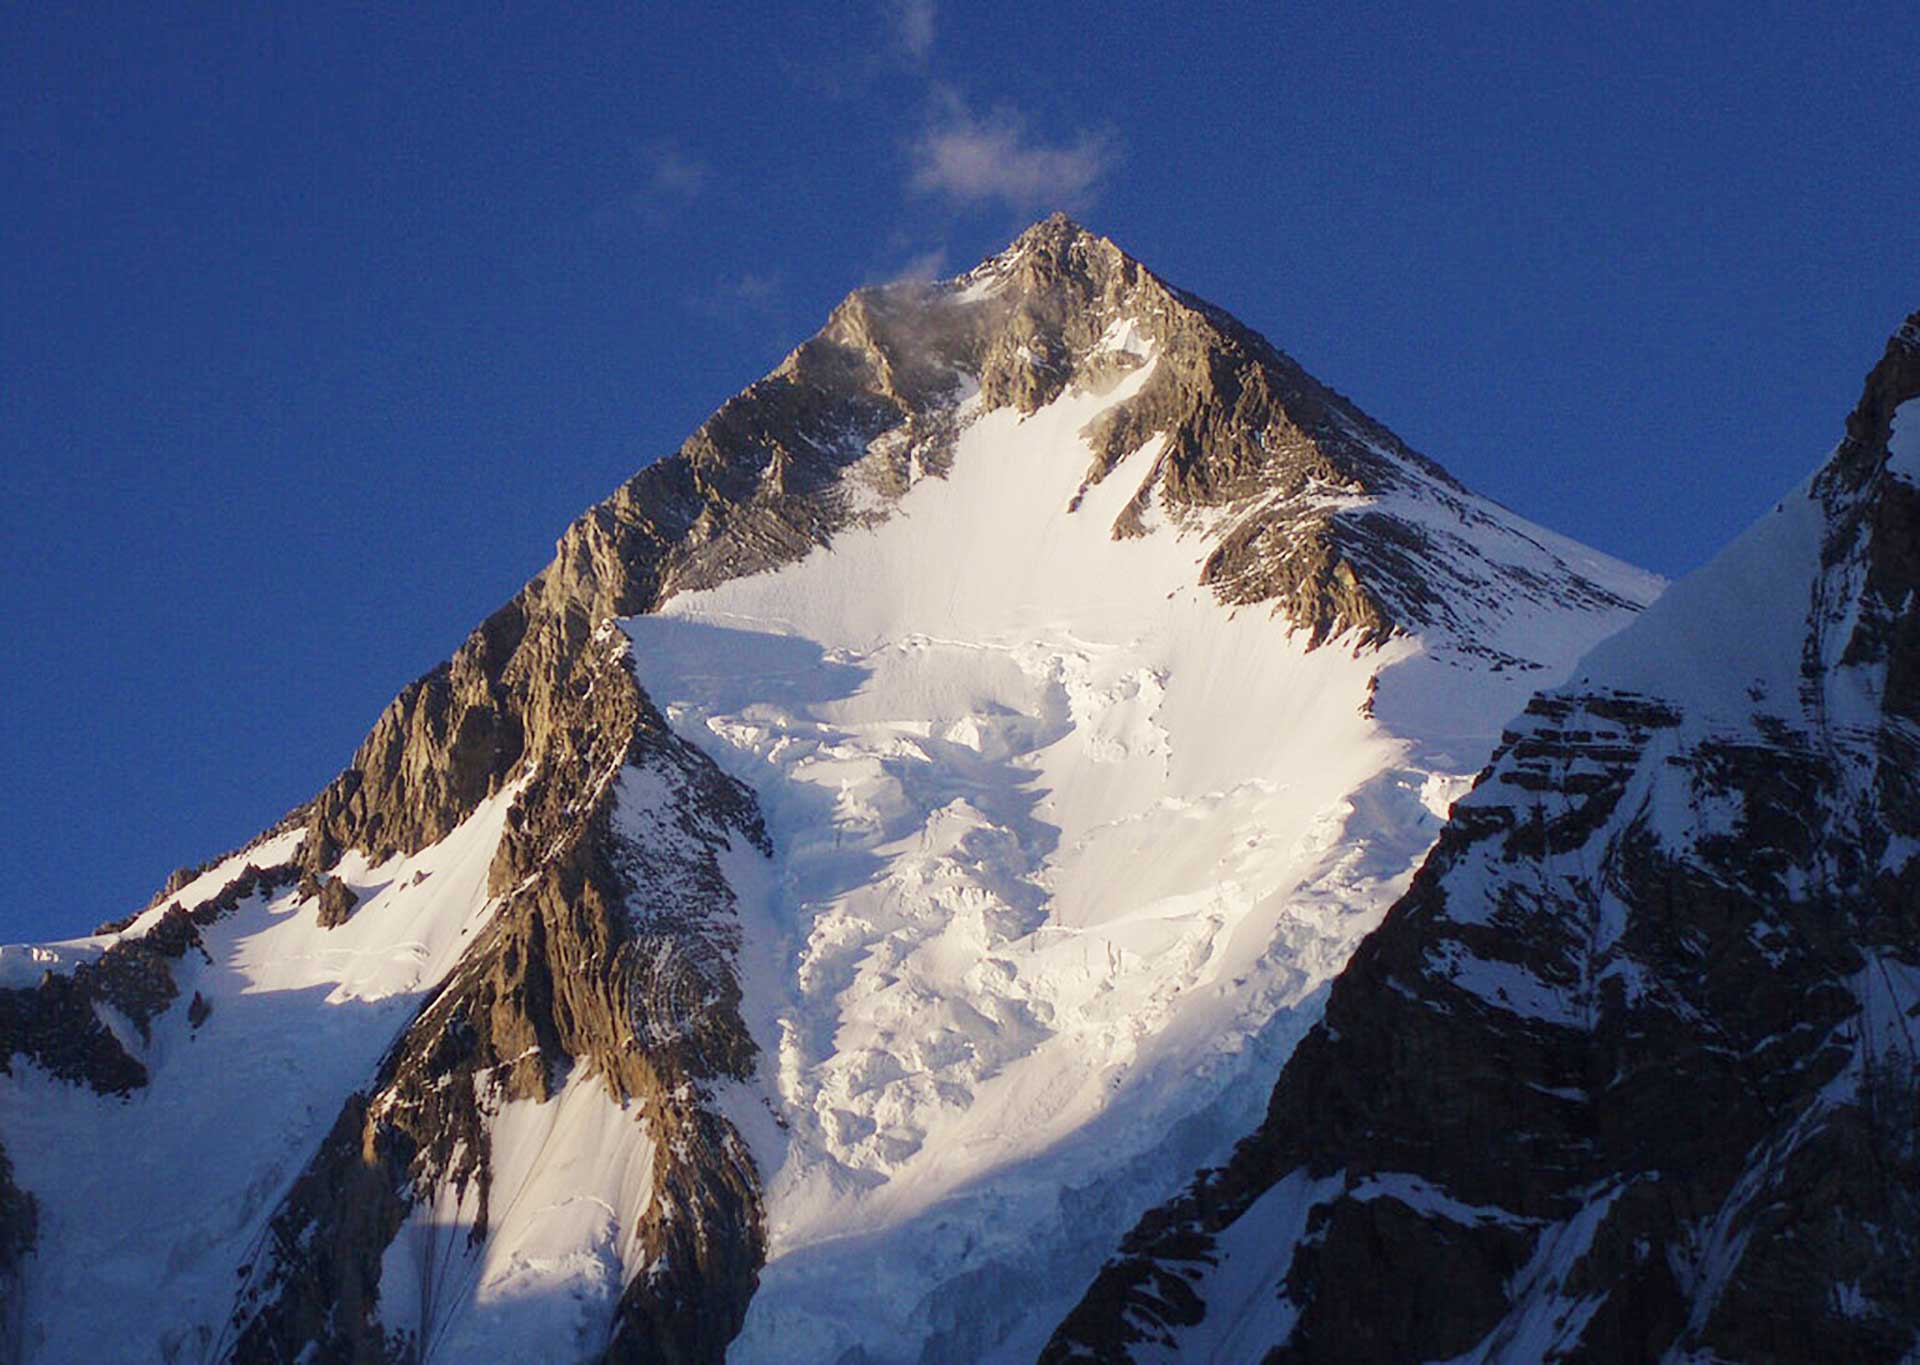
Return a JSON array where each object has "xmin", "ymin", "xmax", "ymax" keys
[
  {"xmin": 0, "ymin": 217, "xmax": 1658, "ymax": 1363},
  {"xmin": 1043, "ymin": 314, "xmax": 1920, "ymax": 1363}
]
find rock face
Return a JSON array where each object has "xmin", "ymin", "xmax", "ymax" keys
[
  {"xmin": 0, "ymin": 217, "xmax": 1662, "ymax": 1363},
  {"xmin": 1044, "ymin": 314, "xmax": 1920, "ymax": 1362},
  {"xmin": 226, "ymin": 626, "xmax": 771, "ymax": 1363},
  {"xmin": 312, "ymin": 873, "xmax": 361, "ymax": 928}
]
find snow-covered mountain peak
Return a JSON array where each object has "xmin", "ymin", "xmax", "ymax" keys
[
  {"xmin": 591, "ymin": 233, "xmax": 1658, "ymax": 1359},
  {"xmin": 1, "ymin": 226, "xmax": 1664, "ymax": 1364},
  {"xmin": 561, "ymin": 221, "xmax": 1658, "ymax": 660}
]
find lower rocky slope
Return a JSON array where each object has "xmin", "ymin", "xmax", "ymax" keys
[{"xmin": 1044, "ymin": 314, "xmax": 1920, "ymax": 1362}]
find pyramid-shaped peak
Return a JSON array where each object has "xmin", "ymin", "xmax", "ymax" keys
[
  {"xmin": 966, "ymin": 213, "xmax": 1137, "ymax": 292},
  {"xmin": 1008, "ymin": 211, "xmax": 1101, "ymax": 252}
]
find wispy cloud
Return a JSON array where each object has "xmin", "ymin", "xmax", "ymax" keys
[
  {"xmin": 909, "ymin": 95, "xmax": 1118, "ymax": 212},
  {"xmin": 726, "ymin": 271, "xmax": 781, "ymax": 306},
  {"xmin": 688, "ymin": 270, "xmax": 785, "ymax": 323},
  {"xmin": 887, "ymin": 246, "xmax": 949, "ymax": 283},
  {"xmin": 886, "ymin": 0, "xmax": 937, "ymax": 63},
  {"xmin": 627, "ymin": 141, "xmax": 709, "ymax": 224}
]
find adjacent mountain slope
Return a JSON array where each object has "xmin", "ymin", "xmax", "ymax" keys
[
  {"xmin": 0, "ymin": 218, "xmax": 1657, "ymax": 1363},
  {"xmin": 1045, "ymin": 313, "xmax": 1920, "ymax": 1363}
]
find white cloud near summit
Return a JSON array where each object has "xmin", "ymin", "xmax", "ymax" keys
[
  {"xmin": 637, "ymin": 142, "xmax": 707, "ymax": 205},
  {"xmin": 909, "ymin": 94, "xmax": 1117, "ymax": 212},
  {"xmin": 888, "ymin": 246, "xmax": 949, "ymax": 282}
]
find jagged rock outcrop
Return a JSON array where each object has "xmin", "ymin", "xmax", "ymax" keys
[
  {"xmin": 227, "ymin": 623, "xmax": 771, "ymax": 1363},
  {"xmin": 298, "ymin": 872, "xmax": 360, "ymax": 928},
  {"xmin": 0, "ymin": 862, "xmax": 297, "ymax": 1096},
  {"xmin": 1044, "ymin": 314, "xmax": 1920, "ymax": 1362}
]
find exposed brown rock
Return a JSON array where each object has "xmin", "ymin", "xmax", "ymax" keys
[
  {"xmin": 94, "ymin": 863, "xmax": 206, "ymax": 935},
  {"xmin": 314, "ymin": 876, "xmax": 360, "ymax": 929},
  {"xmin": 229, "ymin": 624, "xmax": 770, "ymax": 1362}
]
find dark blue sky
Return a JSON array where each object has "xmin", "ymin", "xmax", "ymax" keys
[{"xmin": 5, "ymin": 2, "xmax": 1915, "ymax": 942}]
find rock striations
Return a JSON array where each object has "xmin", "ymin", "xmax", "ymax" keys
[
  {"xmin": 1044, "ymin": 314, "xmax": 1920, "ymax": 1362},
  {"xmin": 0, "ymin": 217, "xmax": 1670, "ymax": 1363}
]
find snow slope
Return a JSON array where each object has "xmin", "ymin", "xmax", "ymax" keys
[
  {"xmin": 618, "ymin": 353, "xmax": 1656, "ymax": 1362},
  {"xmin": 379, "ymin": 1063, "xmax": 658, "ymax": 1363},
  {"xmin": 0, "ymin": 790, "xmax": 514, "ymax": 1361}
]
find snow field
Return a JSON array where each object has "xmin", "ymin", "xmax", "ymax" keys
[
  {"xmin": 380, "ymin": 1065, "xmax": 656, "ymax": 1364},
  {"xmin": 0, "ymin": 312, "xmax": 1665, "ymax": 1363},
  {"xmin": 620, "ymin": 358, "xmax": 1650, "ymax": 1362},
  {"xmin": 0, "ymin": 786, "xmax": 517, "ymax": 1362}
]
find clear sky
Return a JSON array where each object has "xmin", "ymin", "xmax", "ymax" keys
[{"xmin": 4, "ymin": 2, "xmax": 1915, "ymax": 943}]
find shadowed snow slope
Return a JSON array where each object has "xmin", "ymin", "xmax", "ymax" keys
[{"xmin": 0, "ymin": 793, "xmax": 513, "ymax": 1362}]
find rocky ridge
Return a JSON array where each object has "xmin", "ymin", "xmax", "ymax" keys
[
  {"xmin": 1043, "ymin": 313, "xmax": 1920, "ymax": 1362},
  {"xmin": 224, "ymin": 624, "xmax": 771, "ymax": 1362}
]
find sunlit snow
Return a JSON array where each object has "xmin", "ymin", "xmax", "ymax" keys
[
  {"xmin": 619, "ymin": 361, "xmax": 1652, "ymax": 1362},
  {"xmin": 0, "ymin": 330, "xmax": 1659, "ymax": 1363}
]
